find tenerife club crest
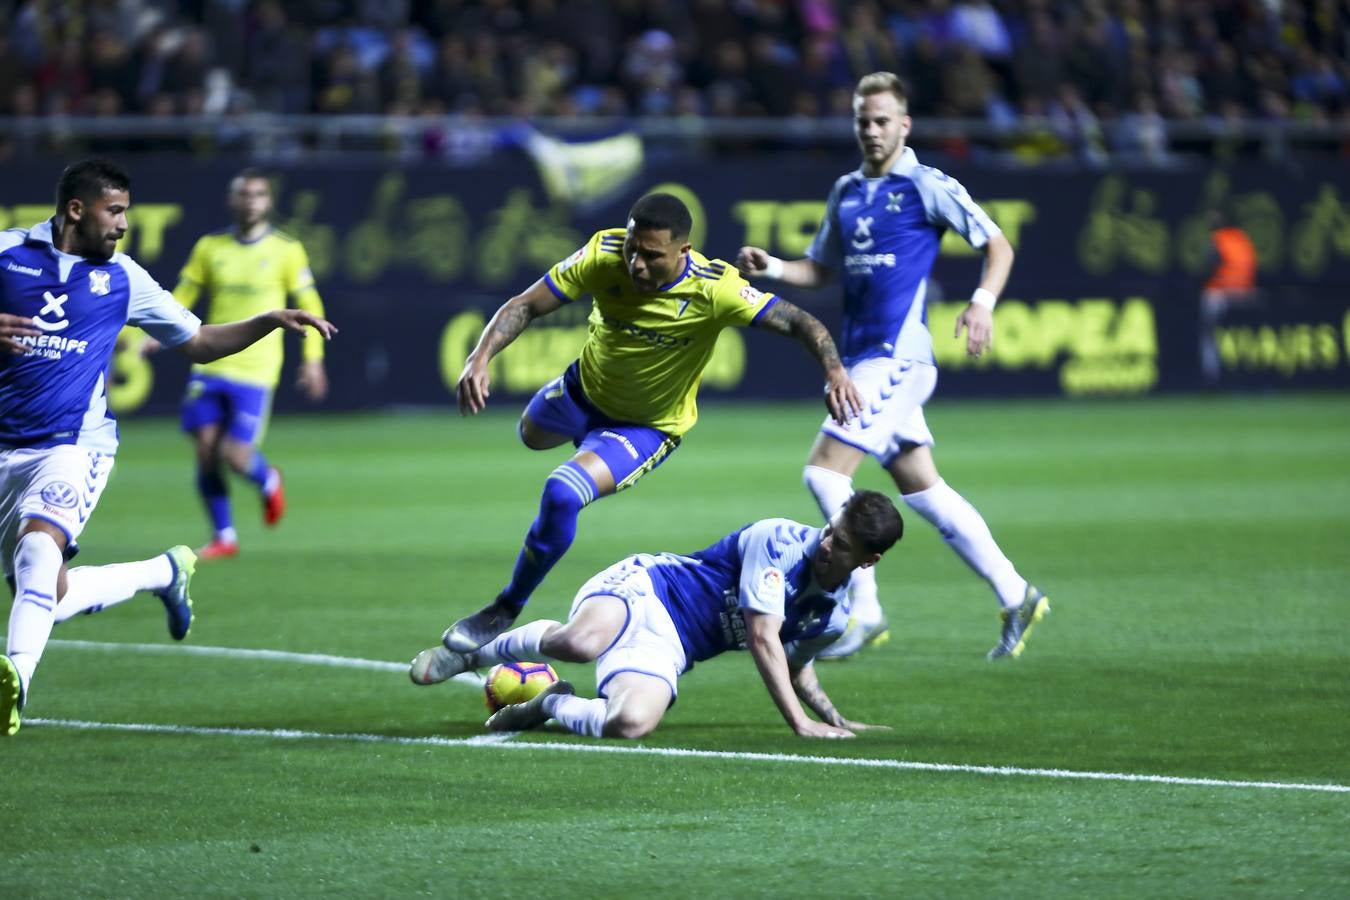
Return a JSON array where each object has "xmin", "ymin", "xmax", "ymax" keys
[
  {"xmin": 40, "ymin": 481, "xmax": 79, "ymax": 509},
  {"xmin": 88, "ymin": 269, "xmax": 110, "ymax": 296}
]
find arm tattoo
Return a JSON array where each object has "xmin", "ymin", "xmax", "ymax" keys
[
  {"xmin": 793, "ymin": 667, "xmax": 845, "ymax": 726},
  {"xmin": 479, "ymin": 300, "xmax": 535, "ymax": 356},
  {"xmin": 756, "ymin": 299, "xmax": 843, "ymax": 371}
]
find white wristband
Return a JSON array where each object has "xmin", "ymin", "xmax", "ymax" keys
[
  {"xmin": 971, "ymin": 288, "xmax": 997, "ymax": 309},
  {"xmin": 763, "ymin": 255, "xmax": 785, "ymax": 280}
]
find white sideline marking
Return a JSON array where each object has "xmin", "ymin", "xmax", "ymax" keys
[
  {"xmin": 46, "ymin": 638, "xmax": 485, "ymax": 686},
  {"xmin": 21, "ymin": 717, "xmax": 1348, "ymax": 795},
  {"xmin": 29, "ymin": 639, "xmax": 1350, "ymax": 795}
]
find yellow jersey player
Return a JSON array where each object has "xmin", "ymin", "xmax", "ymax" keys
[
  {"xmin": 412, "ymin": 193, "xmax": 862, "ymax": 678},
  {"xmin": 169, "ymin": 169, "xmax": 328, "ymax": 560}
]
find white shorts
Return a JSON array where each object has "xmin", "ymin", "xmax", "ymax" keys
[
  {"xmin": 0, "ymin": 445, "xmax": 114, "ymax": 578},
  {"xmin": 569, "ymin": 556, "xmax": 687, "ymax": 701},
  {"xmin": 820, "ymin": 358, "xmax": 938, "ymax": 465}
]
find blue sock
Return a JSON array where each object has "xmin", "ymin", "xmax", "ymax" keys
[
  {"xmin": 243, "ymin": 450, "xmax": 271, "ymax": 489},
  {"xmin": 197, "ymin": 469, "xmax": 232, "ymax": 534},
  {"xmin": 499, "ymin": 461, "xmax": 598, "ymax": 612}
]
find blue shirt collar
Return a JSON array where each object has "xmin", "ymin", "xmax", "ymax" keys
[{"xmin": 657, "ymin": 254, "xmax": 691, "ymax": 292}]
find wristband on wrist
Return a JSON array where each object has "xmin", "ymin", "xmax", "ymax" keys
[
  {"xmin": 763, "ymin": 256, "xmax": 785, "ymax": 280},
  {"xmin": 971, "ymin": 287, "xmax": 997, "ymax": 309}
]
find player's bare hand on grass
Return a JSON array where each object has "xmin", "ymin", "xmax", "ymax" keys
[
  {"xmin": 794, "ymin": 719, "xmax": 856, "ymax": 739},
  {"xmin": 735, "ymin": 245, "xmax": 772, "ymax": 277},
  {"xmin": 954, "ymin": 303, "xmax": 993, "ymax": 357},
  {"xmin": 823, "ymin": 367, "xmax": 862, "ymax": 425},
  {"xmin": 840, "ymin": 720, "xmax": 891, "ymax": 732},
  {"xmin": 457, "ymin": 356, "xmax": 491, "ymax": 415},
  {"xmin": 0, "ymin": 313, "xmax": 40, "ymax": 353},
  {"xmin": 274, "ymin": 309, "xmax": 337, "ymax": 340}
]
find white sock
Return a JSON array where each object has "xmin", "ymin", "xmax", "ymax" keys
[
  {"xmin": 7, "ymin": 532, "xmax": 64, "ymax": 692},
  {"xmin": 547, "ymin": 694, "xmax": 608, "ymax": 737},
  {"xmin": 54, "ymin": 554, "xmax": 174, "ymax": 624},
  {"xmin": 474, "ymin": 619, "xmax": 556, "ymax": 667},
  {"xmin": 215, "ymin": 527, "xmax": 238, "ymax": 544},
  {"xmin": 803, "ymin": 465, "xmax": 884, "ymax": 624},
  {"xmin": 846, "ymin": 568, "xmax": 883, "ymax": 626},
  {"xmin": 902, "ymin": 480, "xmax": 1028, "ymax": 609}
]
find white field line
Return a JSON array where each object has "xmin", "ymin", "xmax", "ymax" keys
[
  {"xmin": 26, "ymin": 639, "xmax": 1350, "ymax": 795},
  {"xmin": 45, "ymin": 637, "xmax": 485, "ymax": 686},
  {"xmin": 23, "ymin": 716, "xmax": 1350, "ymax": 794}
]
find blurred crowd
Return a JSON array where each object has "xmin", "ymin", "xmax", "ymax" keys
[{"xmin": 1, "ymin": 0, "xmax": 1347, "ymax": 158}]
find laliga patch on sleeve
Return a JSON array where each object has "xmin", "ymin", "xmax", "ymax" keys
[
  {"xmin": 739, "ymin": 285, "xmax": 764, "ymax": 304},
  {"xmin": 557, "ymin": 247, "xmax": 586, "ymax": 274},
  {"xmin": 760, "ymin": 567, "xmax": 784, "ymax": 594}
]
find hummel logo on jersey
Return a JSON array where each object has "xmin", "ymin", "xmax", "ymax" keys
[
  {"xmin": 88, "ymin": 270, "xmax": 111, "ymax": 295},
  {"xmin": 35, "ymin": 291, "xmax": 70, "ymax": 332},
  {"xmin": 6, "ymin": 261, "xmax": 41, "ymax": 277},
  {"xmin": 851, "ymin": 216, "xmax": 875, "ymax": 251},
  {"xmin": 886, "ymin": 191, "xmax": 903, "ymax": 212}
]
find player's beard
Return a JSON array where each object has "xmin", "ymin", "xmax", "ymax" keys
[{"xmin": 81, "ymin": 224, "xmax": 121, "ymax": 261}]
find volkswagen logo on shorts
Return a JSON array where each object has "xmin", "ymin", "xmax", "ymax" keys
[{"xmin": 40, "ymin": 481, "xmax": 79, "ymax": 509}]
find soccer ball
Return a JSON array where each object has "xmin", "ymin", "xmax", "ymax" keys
[{"xmin": 484, "ymin": 661, "xmax": 559, "ymax": 712}]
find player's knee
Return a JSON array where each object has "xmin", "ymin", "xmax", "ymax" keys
[
  {"xmin": 219, "ymin": 440, "xmax": 253, "ymax": 473},
  {"xmin": 603, "ymin": 708, "xmax": 658, "ymax": 740},
  {"xmin": 541, "ymin": 623, "xmax": 605, "ymax": 663},
  {"xmin": 540, "ymin": 463, "xmax": 597, "ymax": 517},
  {"xmin": 519, "ymin": 417, "xmax": 566, "ymax": 451},
  {"xmin": 518, "ymin": 418, "xmax": 546, "ymax": 450}
]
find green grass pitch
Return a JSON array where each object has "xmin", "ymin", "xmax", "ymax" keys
[{"xmin": 4, "ymin": 395, "xmax": 1348, "ymax": 897}]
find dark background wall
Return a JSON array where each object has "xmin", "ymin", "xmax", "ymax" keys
[{"xmin": 4, "ymin": 155, "xmax": 1346, "ymax": 415}]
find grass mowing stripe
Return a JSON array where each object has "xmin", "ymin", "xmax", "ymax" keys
[
  {"xmin": 26, "ymin": 716, "xmax": 1350, "ymax": 795},
  {"xmin": 42, "ymin": 637, "xmax": 485, "ymax": 685}
]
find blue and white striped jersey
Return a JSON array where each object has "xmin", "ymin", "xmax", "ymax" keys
[
  {"xmin": 0, "ymin": 220, "xmax": 201, "ymax": 451},
  {"xmin": 642, "ymin": 518, "xmax": 850, "ymax": 670},
  {"xmin": 806, "ymin": 147, "xmax": 1001, "ymax": 366}
]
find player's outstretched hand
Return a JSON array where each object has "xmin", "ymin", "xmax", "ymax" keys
[
  {"xmin": 954, "ymin": 303, "xmax": 993, "ymax": 357},
  {"xmin": 794, "ymin": 719, "xmax": 856, "ymax": 739},
  {"xmin": 735, "ymin": 245, "xmax": 771, "ymax": 277},
  {"xmin": 823, "ymin": 366, "xmax": 862, "ymax": 426},
  {"xmin": 0, "ymin": 313, "xmax": 40, "ymax": 354},
  {"xmin": 274, "ymin": 309, "xmax": 338, "ymax": 340},
  {"xmin": 457, "ymin": 357, "xmax": 491, "ymax": 415},
  {"xmin": 840, "ymin": 720, "xmax": 892, "ymax": 733}
]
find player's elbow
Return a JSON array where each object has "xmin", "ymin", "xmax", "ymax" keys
[
  {"xmin": 989, "ymin": 233, "xmax": 1015, "ymax": 264},
  {"xmin": 747, "ymin": 626, "xmax": 783, "ymax": 660},
  {"xmin": 806, "ymin": 260, "xmax": 832, "ymax": 289},
  {"xmin": 177, "ymin": 333, "xmax": 216, "ymax": 363}
]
